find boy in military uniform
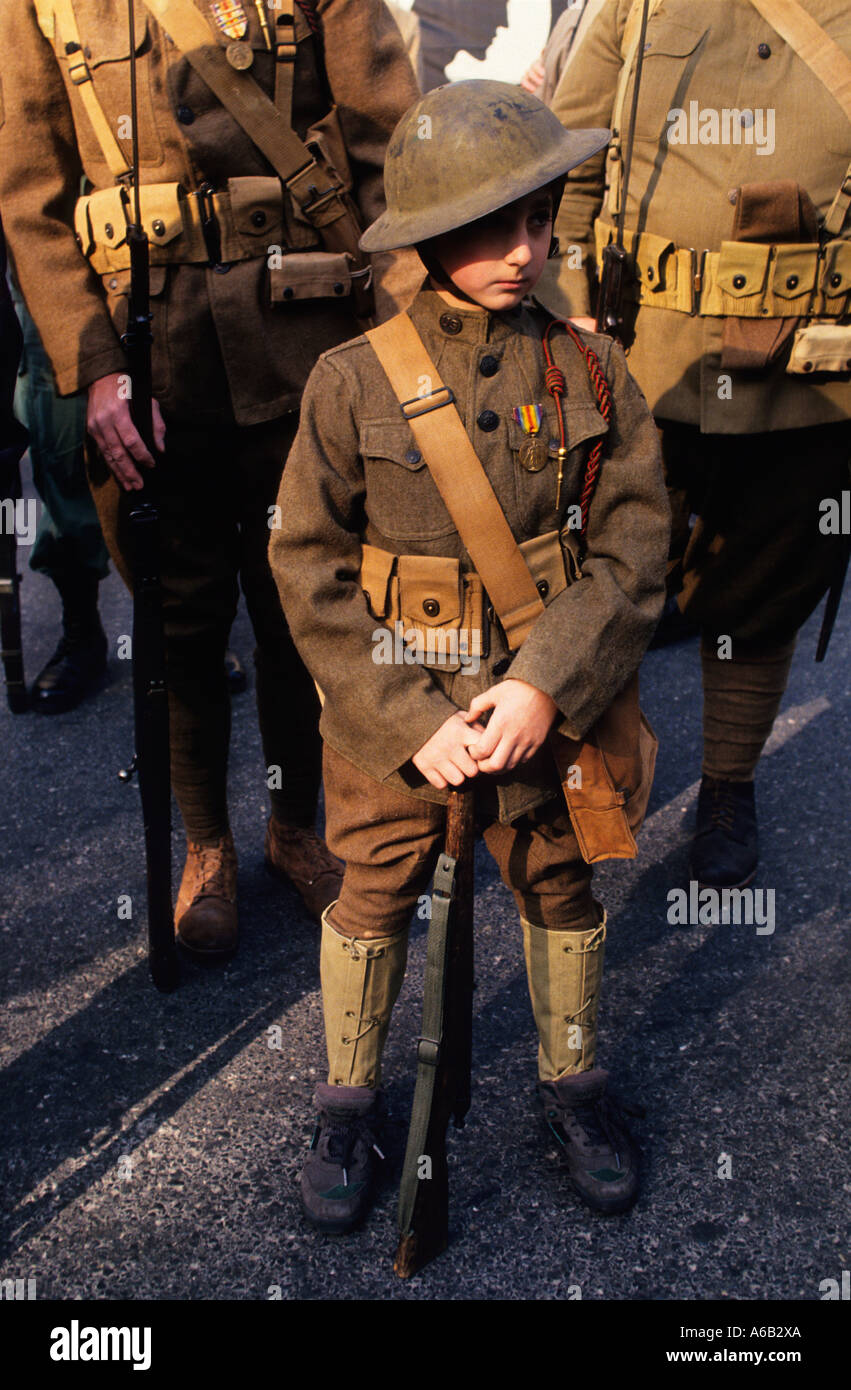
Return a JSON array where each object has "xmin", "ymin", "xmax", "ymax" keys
[{"xmin": 270, "ymin": 81, "xmax": 670, "ymax": 1233}]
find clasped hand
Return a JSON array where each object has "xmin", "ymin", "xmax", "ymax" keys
[{"xmin": 411, "ymin": 679, "xmax": 558, "ymax": 790}]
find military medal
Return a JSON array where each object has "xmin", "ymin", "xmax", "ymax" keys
[
  {"xmin": 513, "ymin": 403, "xmax": 548, "ymax": 472},
  {"xmin": 226, "ymin": 39, "xmax": 254, "ymax": 68},
  {"xmin": 209, "ymin": 1, "xmax": 254, "ymax": 67}
]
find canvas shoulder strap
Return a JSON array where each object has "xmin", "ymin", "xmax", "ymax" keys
[
  {"xmin": 747, "ymin": 0, "xmax": 851, "ymax": 235},
  {"xmin": 365, "ymin": 313, "xmax": 545, "ymax": 651},
  {"xmin": 49, "ymin": 0, "xmax": 132, "ymax": 181},
  {"xmin": 141, "ymin": 0, "xmax": 314, "ymax": 184}
]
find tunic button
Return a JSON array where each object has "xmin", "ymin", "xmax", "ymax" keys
[
  {"xmin": 104, "ymin": 222, "xmax": 114, "ymax": 239},
  {"xmin": 492, "ymin": 657, "xmax": 512, "ymax": 676},
  {"xmin": 251, "ymin": 210, "xmax": 267, "ymax": 228},
  {"xmin": 785, "ymin": 274, "xmax": 798, "ymax": 290},
  {"xmin": 536, "ymin": 579, "xmax": 549, "ymax": 598},
  {"xmin": 477, "ymin": 409, "xmax": 499, "ymax": 431},
  {"xmin": 479, "ymin": 354, "xmax": 499, "ymax": 377},
  {"xmin": 732, "ymin": 274, "xmax": 746, "ymax": 289},
  {"xmin": 439, "ymin": 312, "xmax": 463, "ymax": 335},
  {"xmin": 422, "ymin": 599, "xmax": 440, "ymax": 617},
  {"xmin": 829, "ymin": 272, "xmax": 842, "ymax": 289},
  {"xmin": 405, "ymin": 448, "xmax": 421, "ymax": 465},
  {"xmin": 152, "ymin": 219, "xmax": 166, "ymax": 237},
  {"xmin": 177, "ymin": 105, "xmax": 195, "ymax": 125},
  {"xmin": 757, "ymin": 42, "xmax": 771, "ymax": 58}
]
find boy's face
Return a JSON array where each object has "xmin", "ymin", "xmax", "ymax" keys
[{"xmin": 426, "ymin": 187, "xmax": 555, "ymax": 312}]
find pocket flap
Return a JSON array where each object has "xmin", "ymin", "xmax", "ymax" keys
[
  {"xmin": 519, "ymin": 530, "xmax": 567, "ymax": 603},
  {"xmin": 270, "ymin": 252, "xmax": 353, "ymax": 302},
  {"xmin": 74, "ymin": 195, "xmax": 93, "ymax": 257},
  {"xmin": 821, "ymin": 239, "xmax": 851, "ymax": 298},
  {"xmin": 139, "ymin": 184, "xmax": 184, "ymax": 248},
  {"xmin": 771, "ymin": 245, "xmax": 818, "ymax": 300},
  {"xmin": 398, "ymin": 554, "xmax": 461, "ymax": 626},
  {"xmin": 636, "ymin": 233, "xmax": 675, "ymax": 294},
  {"xmin": 359, "ymin": 543, "xmax": 396, "ymax": 619},
  {"xmin": 716, "ymin": 241, "xmax": 770, "ymax": 298},
  {"xmin": 360, "ymin": 421, "xmax": 424, "ymax": 469},
  {"xmin": 228, "ymin": 176, "xmax": 283, "ymax": 237}
]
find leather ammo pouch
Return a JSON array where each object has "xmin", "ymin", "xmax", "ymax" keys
[
  {"xmin": 364, "ymin": 312, "xmax": 658, "ymax": 864},
  {"xmin": 720, "ymin": 181, "xmax": 820, "ymax": 371}
]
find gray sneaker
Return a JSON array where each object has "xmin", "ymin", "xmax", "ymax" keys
[
  {"xmin": 300, "ymin": 1083, "xmax": 384, "ymax": 1234},
  {"xmin": 539, "ymin": 1068, "xmax": 640, "ymax": 1214}
]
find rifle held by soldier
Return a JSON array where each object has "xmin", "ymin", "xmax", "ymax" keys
[{"xmin": 118, "ymin": 0, "xmax": 178, "ymax": 993}]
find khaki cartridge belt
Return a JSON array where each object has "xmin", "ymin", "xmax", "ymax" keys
[
  {"xmin": 76, "ymin": 177, "xmax": 295, "ymax": 274},
  {"xmin": 595, "ymin": 219, "xmax": 851, "ymax": 318}
]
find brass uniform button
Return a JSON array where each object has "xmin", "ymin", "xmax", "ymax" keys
[
  {"xmin": 757, "ymin": 42, "xmax": 771, "ymax": 58},
  {"xmin": 479, "ymin": 354, "xmax": 499, "ymax": 377},
  {"xmin": 439, "ymin": 312, "xmax": 462, "ymax": 335},
  {"xmin": 226, "ymin": 39, "xmax": 254, "ymax": 70},
  {"xmin": 422, "ymin": 599, "xmax": 440, "ymax": 617},
  {"xmin": 732, "ymin": 274, "xmax": 746, "ymax": 289},
  {"xmin": 477, "ymin": 409, "xmax": 499, "ymax": 431}
]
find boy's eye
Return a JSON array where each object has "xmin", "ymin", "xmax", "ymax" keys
[{"xmin": 529, "ymin": 209, "xmax": 553, "ymax": 229}]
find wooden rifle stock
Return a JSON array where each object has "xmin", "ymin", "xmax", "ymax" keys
[{"xmin": 394, "ymin": 785, "xmax": 475, "ymax": 1278}]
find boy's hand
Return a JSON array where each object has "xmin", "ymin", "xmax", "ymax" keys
[
  {"xmin": 463, "ymin": 679, "xmax": 558, "ymax": 773},
  {"xmin": 412, "ymin": 710, "xmax": 488, "ymax": 790}
]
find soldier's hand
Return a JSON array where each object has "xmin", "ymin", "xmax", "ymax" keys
[
  {"xmin": 412, "ymin": 710, "xmax": 487, "ymax": 790},
  {"xmin": 87, "ymin": 373, "xmax": 166, "ymax": 491},
  {"xmin": 463, "ymin": 679, "xmax": 558, "ymax": 773},
  {"xmin": 520, "ymin": 56, "xmax": 546, "ymax": 96}
]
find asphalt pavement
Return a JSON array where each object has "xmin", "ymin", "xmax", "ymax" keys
[{"xmin": 1, "ymin": 470, "xmax": 849, "ymax": 1304}]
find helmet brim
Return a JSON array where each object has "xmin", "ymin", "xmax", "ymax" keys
[{"xmin": 360, "ymin": 126, "xmax": 611, "ymax": 253}]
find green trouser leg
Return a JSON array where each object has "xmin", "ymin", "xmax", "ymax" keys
[
  {"xmin": 521, "ymin": 913, "xmax": 607, "ymax": 1082},
  {"xmin": 321, "ymin": 906, "xmax": 408, "ymax": 1089}
]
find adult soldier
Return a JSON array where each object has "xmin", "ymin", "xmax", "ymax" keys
[
  {"xmin": 542, "ymin": 0, "xmax": 851, "ymax": 887},
  {"xmin": 0, "ymin": 0, "xmax": 420, "ymax": 954}
]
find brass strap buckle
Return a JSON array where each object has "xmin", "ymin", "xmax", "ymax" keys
[{"xmin": 690, "ymin": 248, "xmax": 707, "ymax": 315}]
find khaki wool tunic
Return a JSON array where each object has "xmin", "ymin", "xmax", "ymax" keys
[
  {"xmin": 0, "ymin": 0, "xmax": 421, "ymax": 424},
  {"xmin": 269, "ymin": 287, "xmax": 670, "ymax": 824},
  {"xmin": 540, "ymin": 0, "xmax": 851, "ymax": 434}
]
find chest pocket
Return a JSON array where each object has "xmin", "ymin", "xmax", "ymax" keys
[
  {"xmin": 509, "ymin": 404, "xmax": 608, "ymax": 533},
  {"xmin": 633, "ymin": 17, "xmax": 708, "ymax": 143},
  {"xmin": 360, "ymin": 422, "xmax": 456, "ymax": 542},
  {"xmin": 48, "ymin": 0, "xmax": 163, "ymax": 167}
]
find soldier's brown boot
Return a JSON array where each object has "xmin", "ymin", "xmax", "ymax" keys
[
  {"xmin": 175, "ymin": 831, "xmax": 238, "ymax": 959},
  {"xmin": 264, "ymin": 817, "xmax": 343, "ymax": 922}
]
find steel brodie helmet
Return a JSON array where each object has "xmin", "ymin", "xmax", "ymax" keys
[{"xmin": 360, "ymin": 80, "xmax": 610, "ymax": 254}]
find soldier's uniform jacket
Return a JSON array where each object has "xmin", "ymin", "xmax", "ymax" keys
[
  {"xmin": 270, "ymin": 286, "xmax": 670, "ymax": 824},
  {"xmin": 541, "ymin": 0, "xmax": 851, "ymax": 434},
  {"xmin": 0, "ymin": 0, "xmax": 420, "ymax": 424}
]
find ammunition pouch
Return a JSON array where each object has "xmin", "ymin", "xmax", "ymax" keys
[
  {"xmin": 786, "ymin": 319, "xmax": 851, "ymax": 374},
  {"xmin": 359, "ymin": 530, "xmax": 573, "ymax": 673}
]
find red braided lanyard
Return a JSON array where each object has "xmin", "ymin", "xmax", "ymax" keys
[
  {"xmin": 294, "ymin": 0, "xmax": 321, "ymax": 35},
  {"xmin": 542, "ymin": 318, "xmax": 612, "ymax": 544}
]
